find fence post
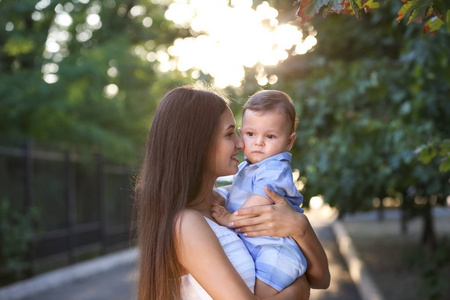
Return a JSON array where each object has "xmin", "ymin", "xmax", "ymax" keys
[
  {"xmin": 24, "ymin": 140, "xmax": 35, "ymax": 276},
  {"xmin": 65, "ymin": 150, "xmax": 76, "ymax": 264},
  {"xmin": 96, "ymin": 154, "xmax": 107, "ymax": 254}
]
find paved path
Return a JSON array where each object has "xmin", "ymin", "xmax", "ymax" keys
[
  {"xmin": 24, "ymin": 263, "xmax": 137, "ymax": 300},
  {"xmin": 20, "ymin": 207, "xmax": 360, "ymax": 300},
  {"xmin": 310, "ymin": 225, "xmax": 360, "ymax": 300}
]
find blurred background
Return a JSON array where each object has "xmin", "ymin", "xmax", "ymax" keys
[{"xmin": 0, "ymin": 0, "xmax": 449, "ymax": 299}]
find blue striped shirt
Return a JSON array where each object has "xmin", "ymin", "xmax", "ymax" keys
[
  {"xmin": 225, "ymin": 152, "xmax": 307, "ymax": 291},
  {"xmin": 227, "ymin": 152, "xmax": 304, "ymax": 214}
]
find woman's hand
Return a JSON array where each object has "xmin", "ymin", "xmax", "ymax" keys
[{"xmin": 229, "ymin": 186, "xmax": 308, "ymax": 238}]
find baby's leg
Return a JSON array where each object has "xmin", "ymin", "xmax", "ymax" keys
[
  {"xmin": 255, "ymin": 279, "xmax": 279, "ymax": 297},
  {"xmin": 250, "ymin": 242, "xmax": 305, "ymax": 295}
]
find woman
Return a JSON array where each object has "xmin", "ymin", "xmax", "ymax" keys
[{"xmin": 135, "ymin": 86, "xmax": 330, "ymax": 299}]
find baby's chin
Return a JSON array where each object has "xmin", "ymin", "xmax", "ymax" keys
[{"xmin": 244, "ymin": 153, "xmax": 269, "ymax": 164}]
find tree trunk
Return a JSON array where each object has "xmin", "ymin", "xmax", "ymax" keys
[
  {"xmin": 421, "ymin": 198, "xmax": 436, "ymax": 249},
  {"xmin": 400, "ymin": 206, "xmax": 408, "ymax": 235},
  {"xmin": 377, "ymin": 199, "xmax": 385, "ymax": 221},
  {"xmin": 400, "ymin": 192, "xmax": 412, "ymax": 235}
]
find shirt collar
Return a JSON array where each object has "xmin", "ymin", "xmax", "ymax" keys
[{"xmin": 244, "ymin": 152, "xmax": 292, "ymax": 167}]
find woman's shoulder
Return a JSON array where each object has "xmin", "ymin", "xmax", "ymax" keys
[
  {"xmin": 178, "ymin": 208, "xmax": 204, "ymax": 220},
  {"xmin": 175, "ymin": 208, "xmax": 211, "ymax": 239},
  {"xmin": 175, "ymin": 209, "xmax": 226, "ymax": 268},
  {"xmin": 176, "ymin": 209, "xmax": 208, "ymax": 232}
]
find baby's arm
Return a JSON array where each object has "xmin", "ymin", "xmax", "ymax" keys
[
  {"xmin": 211, "ymin": 195, "xmax": 273, "ymax": 227},
  {"xmin": 211, "ymin": 203, "xmax": 235, "ymax": 227}
]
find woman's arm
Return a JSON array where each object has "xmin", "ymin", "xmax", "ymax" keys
[
  {"xmin": 175, "ymin": 209, "xmax": 256, "ymax": 300},
  {"xmin": 177, "ymin": 209, "xmax": 311, "ymax": 299},
  {"xmin": 230, "ymin": 186, "xmax": 331, "ymax": 289},
  {"xmin": 262, "ymin": 274, "xmax": 310, "ymax": 300}
]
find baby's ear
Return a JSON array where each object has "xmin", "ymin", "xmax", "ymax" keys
[
  {"xmin": 286, "ymin": 132, "xmax": 297, "ymax": 151},
  {"xmin": 238, "ymin": 127, "xmax": 242, "ymax": 136}
]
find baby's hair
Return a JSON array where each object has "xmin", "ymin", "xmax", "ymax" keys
[{"xmin": 243, "ymin": 90, "xmax": 298, "ymax": 133}]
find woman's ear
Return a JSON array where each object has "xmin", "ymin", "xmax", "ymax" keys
[{"xmin": 286, "ymin": 132, "xmax": 297, "ymax": 151}]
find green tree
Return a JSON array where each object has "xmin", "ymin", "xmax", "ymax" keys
[
  {"xmin": 0, "ymin": 0, "xmax": 190, "ymax": 163},
  {"xmin": 270, "ymin": 1, "xmax": 449, "ymax": 247},
  {"xmin": 295, "ymin": 0, "xmax": 450, "ymax": 34}
]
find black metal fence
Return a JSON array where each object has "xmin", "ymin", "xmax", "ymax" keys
[{"xmin": 0, "ymin": 141, "xmax": 136, "ymax": 281}]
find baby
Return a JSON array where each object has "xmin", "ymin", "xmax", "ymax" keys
[{"xmin": 212, "ymin": 90, "xmax": 307, "ymax": 295}]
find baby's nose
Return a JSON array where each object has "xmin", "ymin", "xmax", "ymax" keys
[{"xmin": 255, "ymin": 136, "xmax": 264, "ymax": 145}]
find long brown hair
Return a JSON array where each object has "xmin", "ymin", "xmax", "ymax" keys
[{"xmin": 135, "ymin": 86, "xmax": 229, "ymax": 299}]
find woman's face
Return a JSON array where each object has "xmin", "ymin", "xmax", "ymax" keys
[{"xmin": 209, "ymin": 109, "xmax": 243, "ymax": 178}]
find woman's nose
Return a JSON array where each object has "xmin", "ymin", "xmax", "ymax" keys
[{"xmin": 235, "ymin": 135, "xmax": 243, "ymax": 150}]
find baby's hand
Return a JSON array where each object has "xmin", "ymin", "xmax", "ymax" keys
[{"xmin": 210, "ymin": 203, "xmax": 233, "ymax": 227}]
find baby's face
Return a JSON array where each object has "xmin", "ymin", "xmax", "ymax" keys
[{"xmin": 240, "ymin": 109, "xmax": 296, "ymax": 164}]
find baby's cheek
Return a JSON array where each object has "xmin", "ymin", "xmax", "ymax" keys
[{"xmin": 242, "ymin": 137, "xmax": 252, "ymax": 148}]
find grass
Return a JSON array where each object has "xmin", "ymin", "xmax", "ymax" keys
[{"xmin": 341, "ymin": 210, "xmax": 450, "ymax": 300}]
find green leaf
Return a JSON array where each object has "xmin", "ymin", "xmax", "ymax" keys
[
  {"xmin": 297, "ymin": 0, "xmax": 330, "ymax": 24},
  {"xmin": 399, "ymin": 0, "xmax": 433, "ymax": 24},
  {"xmin": 418, "ymin": 144, "xmax": 438, "ymax": 164},
  {"xmin": 438, "ymin": 140, "xmax": 450, "ymax": 172},
  {"xmin": 362, "ymin": 0, "xmax": 380, "ymax": 12},
  {"xmin": 447, "ymin": 10, "xmax": 450, "ymax": 31},
  {"xmin": 439, "ymin": 157, "xmax": 450, "ymax": 172},
  {"xmin": 322, "ymin": 0, "xmax": 346, "ymax": 17},
  {"xmin": 349, "ymin": 0, "xmax": 362, "ymax": 18},
  {"xmin": 397, "ymin": 1, "xmax": 412, "ymax": 22},
  {"xmin": 409, "ymin": 0, "xmax": 431, "ymax": 23},
  {"xmin": 438, "ymin": 139, "xmax": 450, "ymax": 156},
  {"xmin": 3, "ymin": 37, "xmax": 35, "ymax": 56},
  {"xmin": 423, "ymin": 16, "xmax": 445, "ymax": 34}
]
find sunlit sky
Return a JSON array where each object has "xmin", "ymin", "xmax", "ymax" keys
[
  {"xmin": 34, "ymin": 0, "xmax": 317, "ymax": 90},
  {"xmin": 163, "ymin": 0, "xmax": 316, "ymax": 88}
]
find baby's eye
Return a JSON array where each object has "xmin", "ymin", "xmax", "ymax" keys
[
  {"xmin": 267, "ymin": 134, "xmax": 275, "ymax": 139},
  {"xmin": 247, "ymin": 132, "xmax": 254, "ymax": 137}
]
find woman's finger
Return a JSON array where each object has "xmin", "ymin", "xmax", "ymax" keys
[
  {"xmin": 235, "ymin": 224, "xmax": 266, "ymax": 232},
  {"xmin": 234, "ymin": 217, "xmax": 277, "ymax": 233},
  {"xmin": 241, "ymin": 230, "xmax": 272, "ymax": 237},
  {"xmin": 229, "ymin": 216, "xmax": 263, "ymax": 228},
  {"xmin": 235, "ymin": 204, "xmax": 273, "ymax": 217},
  {"xmin": 264, "ymin": 186, "xmax": 289, "ymax": 205}
]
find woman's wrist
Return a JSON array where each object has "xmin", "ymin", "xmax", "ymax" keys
[{"xmin": 290, "ymin": 212, "xmax": 311, "ymax": 241}]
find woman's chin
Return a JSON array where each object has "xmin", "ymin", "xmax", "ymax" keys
[{"xmin": 226, "ymin": 167, "xmax": 239, "ymax": 177}]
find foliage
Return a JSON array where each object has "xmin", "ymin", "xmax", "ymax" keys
[
  {"xmin": 269, "ymin": 1, "xmax": 449, "ymax": 220},
  {"xmin": 0, "ymin": 199, "xmax": 40, "ymax": 284},
  {"xmin": 0, "ymin": 0, "xmax": 191, "ymax": 164},
  {"xmin": 264, "ymin": 13, "xmax": 449, "ymax": 300},
  {"xmin": 417, "ymin": 139, "xmax": 450, "ymax": 172},
  {"xmin": 295, "ymin": 0, "xmax": 450, "ymax": 34}
]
